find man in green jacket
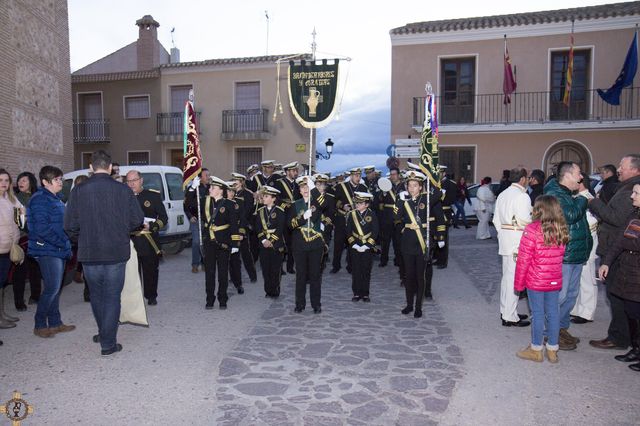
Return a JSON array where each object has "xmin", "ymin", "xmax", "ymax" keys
[{"xmin": 544, "ymin": 161, "xmax": 593, "ymax": 351}]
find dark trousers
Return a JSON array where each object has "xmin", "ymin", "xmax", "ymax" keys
[
  {"xmin": 83, "ymin": 262, "xmax": 126, "ymax": 351},
  {"xmin": 229, "ymin": 252, "xmax": 242, "ymax": 288},
  {"xmin": 434, "ymin": 226, "xmax": 449, "ymax": 267},
  {"xmin": 394, "ymin": 224, "xmax": 405, "ymax": 278},
  {"xmin": 260, "ymin": 248, "xmax": 283, "ymax": 297},
  {"xmin": 424, "ymin": 251, "xmax": 434, "ymax": 297},
  {"xmin": 249, "ymin": 231, "xmax": 260, "ymax": 264},
  {"xmin": 293, "ymin": 247, "xmax": 323, "ymax": 309},
  {"xmin": 203, "ymin": 242, "xmax": 230, "ymax": 305},
  {"xmin": 379, "ymin": 221, "xmax": 394, "ymax": 265},
  {"xmin": 11, "ymin": 256, "xmax": 42, "ymax": 307},
  {"xmin": 240, "ymin": 238, "xmax": 257, "ymax": 280},
  {"xmin": 332, "ymin": 215, "xmax": 347, "ymax": 270},
  {"xmin": 284, "ymin": 227, "xmax": 295, "ymax": 271},
  {"xmin": 606, "ymin": 262, "xmax": 631, "ymax": 347},
  {"xmin": 138, "ymin": 254, "xmax": 159, "ymax": 300},
  {"xmin": 351, "ymin": 248, "xmax": 372, "ymax": 297},
  {"xmin": 404, "ymin": 252, "xmax": 426, "ymax": 312}
]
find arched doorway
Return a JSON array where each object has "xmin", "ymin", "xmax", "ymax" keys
[{"xmin": 543, "ymin": 141, "xmax": 591, "ymax": 177}]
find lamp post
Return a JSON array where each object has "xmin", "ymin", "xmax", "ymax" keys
[{"xmin": 316, "ymin": 138, "xmax": 334, "ymax": 160}]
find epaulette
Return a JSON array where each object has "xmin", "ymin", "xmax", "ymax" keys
[
  {"xmin": 257, "ymin": 205, "xmax": 266, "ymax": 212},
  {"xmin": 276, "ymin": 206, "xmax": 285, "ymax": 212},
  {"xmin": 324, "ymin": 192, "xmax": 335, "ymax": 198},
  {"xmin": 148, "ymin": 189, "xmax": 161, "ymax": 194}
]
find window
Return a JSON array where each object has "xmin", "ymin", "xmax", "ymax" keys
[
  {"xmin": 166, "ymin": 173, "xmax": 184, "ymax": 201},
  {"xmin": 549, "ymin": 50, "xmax": 590, "ymax": 121},
  {"xmin": 235, "ymin": 147, "xmax": 262, "ymax": 173},
  {"xmin": 440, "ymin": 58, "xmax": 475, "ymax": 124},
  {"xmin": 439, "ymin": 146, "xmax": 475, "ymax": 183},
  {"xmin": 81, "ymin": 152, "xmax": 92, "ymax": 169},
  {"xmin": 128, "ymin": 151, "xmax": 150, "ymax": 166},
  {"xmin": 77, "ymin": 93, "xmax": 106, "ymax": 141},
  {"xmin": 171, "ymin": 85, "xmax": 192, "ymax": 113},
  {"xmin": 124, "ymin": 95, "xmax": 150, "ymax": 119},
  {"xmin": 235, "ymin": 82, "xmax": 260, "ymax": 110},
  {"xmin": 140, "ymin": 173, "xmax": 165, "ymax": 200}
]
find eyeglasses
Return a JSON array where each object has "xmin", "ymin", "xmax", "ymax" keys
[
  {"xmin": 126, "ymin": 178, "xmax": 141, "ymax": 183},
  {"xmin": 51, "ymin": 177, "xmax": 63, "ymax": 183}
]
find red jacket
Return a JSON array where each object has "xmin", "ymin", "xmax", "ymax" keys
[{"xmin": 514, "ymin": 221, "xmax": 565, "ymax": 292}]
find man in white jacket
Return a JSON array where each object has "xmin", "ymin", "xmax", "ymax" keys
[
  {"xmin": 475, "ymin": 177, "xmax": 495, "ymax": 240},
  {"xmin": 493, "ymin": 168, "xmax": 532, "ymax": 326}
]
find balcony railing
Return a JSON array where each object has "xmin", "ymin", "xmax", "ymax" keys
[
  {"xmin": 157, "ymin": 112, "xmax": 201, "ymax": 136},
  {"xmin": 73, "ymin": 119, "xmax": 110, "ymax": 143},
  {"xmin": 222, "ymin": 108, "xmax": 270, "ymax": 140},
  {"xmin": 412, "ymin": 87, "xmax": 640, "ymax": 127}
]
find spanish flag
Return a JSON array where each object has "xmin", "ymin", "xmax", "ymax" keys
[
  {"xmin": 182, "ymin": 99, "xmax": 202, "ymax": 190},
  {"xmin": 562, "ymin": 31, "xmax": 574, "ymax": 107}
]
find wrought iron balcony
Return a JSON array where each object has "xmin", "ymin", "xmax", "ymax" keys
[
  {"xmin": 157, "ymin": 112, "xmax": 201, "ymax": 136},
  {"xmin": 222, "ymin": 108, "xmax": 270, "ymax": 141},
  {"xmin": 73, "ymin": 119, "xmax": 110, "ymax": 143},
  {"xmin": 412, "ymin": 87, "xmax": 640, "ymax": 128}
]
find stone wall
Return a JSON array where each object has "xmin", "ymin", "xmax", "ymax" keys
[{"xmin": 0, "ymin": 0, "xmax": 73, "ymax": 177}]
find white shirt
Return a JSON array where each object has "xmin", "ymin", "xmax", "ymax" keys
[{"xmin": 492, "ymin": 183, "xmax": 532, "ymax": 256}]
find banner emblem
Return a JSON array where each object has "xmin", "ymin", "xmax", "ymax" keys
[{"xmin": 288, "ymin": 59, "xmax": 339, "ymax": 129}]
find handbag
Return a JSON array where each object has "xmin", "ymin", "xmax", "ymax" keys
[
  {"xmin": 623, "ymin": 219, "xmax": 640, "ymax": 239},
  {"xmin": 10, "ymin": 243, "xmax": 25, "ymax": 265}
]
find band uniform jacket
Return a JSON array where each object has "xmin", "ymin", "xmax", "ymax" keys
[
  {"xmin": 335, "ymin": 181, "xmax": 369, "ymax": 218},
  {"xmin": 288, "ymin": 195, "xmax": 325, "ymax": 250},
  {"xmin": 314, "ymin": 189, "xmax": 336, "ymax": 241},
  {"xmin": 132, "ymin": 189, "xmax": 168, "ymax": 257},
  {"xmin": 440, "ymin": 178, "xmax": 457, "ymax": 224},
  {"xmin": 234, "ymin": 189, "xmax": 255, "ymax": 236},
  {"xmin": 394, "ymin": 189, "xmax": 446, "ymax": 256},
  {"xmin": 378, "ymin": 182, "xmax": 405, "ymax": 226},
  {"xmin": 252, "ymin": 173, "xmax": 280, "ymax": 191},
  {"xmin": 346, "ymin": 208, "xmax": 379, "ymax": 250},
  {"xmin": 183, "ymin": 183, "xmax": 209, "ymax": 221},
  {"xmin": 255, "ymin": 205, "xmax": 286, "ymax": 252},
  {"xmin": 275, "ymin": 178, "xmax": 301, "ymax": 210},
  {"xmin": 189, "ymin": 195, "xmax": 241, "ymax": 249},
  {"xmin": 492, "ymin": 183, "xmax": 532, "ymax": 256}
]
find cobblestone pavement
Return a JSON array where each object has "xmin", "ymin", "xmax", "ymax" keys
[{"xmin": 213, "ymin": 265, "xmax": 463, "ymax": 426}]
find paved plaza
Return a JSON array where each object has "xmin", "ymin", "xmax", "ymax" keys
[{"xmin": 0, "ymin": 228, "xmax": 637, "ymax": 425}]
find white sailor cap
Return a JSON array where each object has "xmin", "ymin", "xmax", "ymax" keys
[
  {"xmin": 261, "ymin": 185, "xmax": 281, "ymax": 196},
  {"xmin": 363, "ymin": 165, "xmax": 375, "ymax": 173},
  {"xmin": 295, "ymin": 175, "xmax": 315, "ymax": 186},
  {"xmin": 246, "ymin": 164, "xmax": 259, "ymax": 174},
  {"xmin": 354, "ymin": 191, "xmax": 374, "ymax": 203},
  {"xmin": 349, "ymin": 167, "xmax": 362, "ymax": 174},
  {"xmin": 209, "ymin": 176, "xmax": 228, "ymax": 188},
  {"xmin": 283, "ymin": 161, "xmax": 299, "ymax": 170},
  {"xmin": 261, "ymin": 160, "xmax": 275, "ymax": 167},
  {"xmin": 405, "ymin": 170, "xmax": 426, "ymax": 182},
  {"xmin": 231, "ymin": 172, "xmax": 246, "ymax": 181},
  {"xmin": 313, "ymin": 173, "xmax": 329, "ymax": 183}
]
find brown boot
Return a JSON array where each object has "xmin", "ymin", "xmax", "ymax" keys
[
  {"xmin": 546, "ymin": 348, "xmax": 559, "ymax": 364},
  {"xmin": 51, "ymin": 324, "xmax": 76, "ymax": 333},
  {"xmin": 191, "ymin": 265, "xmax": 199, "ymax": 273},
  {"xmin": 34, "ymin": 328, "xmax": 55, "ymax": 338},
  {"xmin": 560, "ymin": 328, "xmax": 580, "ymax": 344},
  {"xmin": 516, "ymin": 345, "xmax": 543, "ymax": 362}
]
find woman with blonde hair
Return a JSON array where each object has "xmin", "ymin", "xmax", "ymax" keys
[{"xmin": 514, "ymin": 195, "xmax": 569, "ymax": 363}]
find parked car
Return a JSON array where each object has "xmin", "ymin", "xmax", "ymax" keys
[
  {"xmin": 458, "ymin": 182, "xmax": 500, "ymax": 220},
  {"xmin": 62, "ymin": 165, "xmax": 191, "ymax": 254}
]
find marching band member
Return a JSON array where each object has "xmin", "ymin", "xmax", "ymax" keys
[
  {"xmin": 255, "ymin": 186, "xmax": 286, "ymax": 298},
  {"xmin": 346, "ymin": 192, "xmax": 378, "ymax": 302},
  {"xmin": 231, "ymin": 173, "xmax": 258, "ymax": 282},
  {"xmin": 276, "ymin": 162, "xmax": 301, "ymax": 274}
]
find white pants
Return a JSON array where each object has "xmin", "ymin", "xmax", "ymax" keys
[
  {"xmin": 476, "ymin": 210, "xmax": 491, "ymax": 240},
  {"xmin": 500, "ymin": 254, "xmax": 521, "ymax": 322},
  {"xmin": 571, "ymin": 256, "xmax": 598, "ymax": 321}
]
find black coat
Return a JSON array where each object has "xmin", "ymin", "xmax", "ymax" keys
[
  {"xmin": 64, "ymin": 173, "xmax": 144, "ymax": 264},
  {"xmin": 599, "ymin": 175, "xmax": 619, "ymax": 205},
  {"xmin": 529, "ymin": 183, "xmax": 544, "ymax": 206},
  {"xmin": 603, "ymin": 209, "xmax": 640, "ymax": 302}
]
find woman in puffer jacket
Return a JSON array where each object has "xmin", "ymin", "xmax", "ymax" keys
[{"xmin": 514, "ymin": 195, "xmax": 569, "ymax": 363}]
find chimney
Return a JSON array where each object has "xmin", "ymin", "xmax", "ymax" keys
[
  {"xmin": 135, "ymin": 15, "xmax": 160, "ymax": 70},
  {"xmin": 170, "ymin": 47, "xmax": 180, "ymax": 63}
]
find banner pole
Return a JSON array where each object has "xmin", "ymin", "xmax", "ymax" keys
[
  {"xmin": 190, "ymin": 88, "xmax": 205, "ymax": 258},
  {"xmin": 307, "ymin": 127, "xmax": 314, "ymax": 232}
]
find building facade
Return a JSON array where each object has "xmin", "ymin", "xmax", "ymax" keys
[
  {"xmin": 71, "ymin": 15, "xmax": 312, "ymax": 176},
  {"xmin": 0, "ymin": 0, "xmax": 73, "ymax": 176},
  {"xmin": 390, "ymin": 2, "xmax": 640, "ymax": 183}
]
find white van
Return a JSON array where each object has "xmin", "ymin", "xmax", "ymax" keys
[{"xmin": 62, "ymin": 165, "xmax": 191, "ymax": 254}]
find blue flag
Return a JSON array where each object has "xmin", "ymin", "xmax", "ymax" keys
[{"xmin": 597, "ymin": 32, "xmax": 638, "ymax": 106}]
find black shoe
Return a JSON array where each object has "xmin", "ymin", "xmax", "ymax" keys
[
  {"xmin": 92, "ymin": 334, "xmax": 100, "ymax": 343},
  {"xmin": 148, "ymin": 298, "xmax": 157, "ymax": 306},
  {"xmin": 629, "ymin": 362, "xmax": 640, "ymax": 372},
  {"xmin": 294, "ymin": 307, "xmax": 304, "ymax": 313},
  {"xmin": 219, "ymin": 303, "xmax": 227, "ymax": 310},
  {"xmin": 314, "ymin": 308, "xmax": 322, "ymax": 314},
  {"xmin": 453, "ymin": 225, "xmax": 460, "ymax": 229},
  {"xmin": 237, "ymin": 287, "xmax": 244, "ymax": 295},
  {"xmin": 615, "ymin": 348, "xmax": 640, "ymax": 363},
  {"xmin": 378, "ymin": 263, "xmax": 387, "ymax": 268},
  {"xmin": 205, "ymin": 303, "xmax": 214, "ymax": 310},
  {"xmin": 15, "ymin": 304, "xmax": 27, "ymax": 312},
  {"xmin": 101, "ymin": 343, "xmax": 123, "ymax": 356},
  {"xmin": 287, "ymin": 268, "xmax": 295, "ymax": 274},
  {"xmin": 330, "ymin": 267, "xmax": 340, "ymax": 274},
  {"xmin": 84, "ymin": 295, "xmax": 90, "ymax": 302},
  {"xmin": 570, "ymin": 316, "xmax": 592, "ymax": 324},
  {"xmin": 362, "ymin": 296, "xmax": 370, "ymax": 303},
  {"xmin": 281, "ymin": 269, "xmax": 287, "ymax": 276},
  {"xmin": 518, "ymin": 314, "xmax": 529, "ymax": 320},
  {"xmin": 437, "ymin": 264, "xmax": 447, "ymax": 269},
  {"xmin": 424, "ymin": 293, "xmax": 433, "ymax": 300},
  {"xmin": 414, "ymin": 309, "xmax": 422, "ymax": 318},
  {"xmin": 346, "ymin": 267, "xmax": 352, "ymax": 274},
  {"xmin": 501, "ymin": 317, "xmax": 531, "ymax": 327},
  {"xmin": 352, "ymin": 296, "xmax": 361, "ymax": 302},
  {"xmin": 28, "ymin": 298, "xmax": 38, "ymax": 305},
  {"xmin": 401, "ymin": 306, "xmax": 413, "ymax": 315},
  {"xmin": 465, "ymin": 225, "xmax": 471, "ymax": 229},
  {"xmin": 250, "ymin": 277, "xmax": 257, "ymax": 283}
]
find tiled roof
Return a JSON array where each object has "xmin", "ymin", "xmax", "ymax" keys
[
  {"xmin": 161, "ymin": 53, "xmax": 312, "ymax": 69},
  {"xmin": 390, "ymin": 1, "xmax": 640, "ymax": 35},
  {"xmin": 71, "ymin": 69, "xmax": 160, "ymax": 83}
]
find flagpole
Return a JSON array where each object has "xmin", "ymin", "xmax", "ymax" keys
[
  {"xmin": 425, "ymin": 86, "xmax": 431, "ymax": 258},
  {"xmin": 189, "ymin": 89, "xmax": 204, "ymax": 257},
  {"xmin": 504, "ymin": 34, "xmax": 509, "ymax": 124},
  {"xmin": 307, "ymin": 28, "xmax": 318, "ymax": 232}
]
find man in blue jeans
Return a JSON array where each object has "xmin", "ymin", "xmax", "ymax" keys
[
  {"xmin": 65, "ymin": 150, "xmax": 143, "ymax": 356},
  {"xmin": 544, "ymin": 161, "xmax": 592, "ymax": 351}
]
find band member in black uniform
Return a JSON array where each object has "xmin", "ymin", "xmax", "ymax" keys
[
  {"xmin": 245, "ymin": 164, "xmax": 260, "ymax": 193},
  {"xmin": 225, "ymin": 183, "xmax": 245, "ymax": 295},
  {"xmin": 331, "ymin": 167, "xmax": 368, "ymax": 274},
  {"xmin": 187, "ymin": 176, "xmax": 241, "ymax": 310},
  {"xmin": 275, "ymin": 162, "xmax": 301, "ymax": 274},
  {"xmin": 255, "ymin": 186, "xmax": 286, "ymax": 298},
  {"xmin": 289, "ymin": 175, "xmax": 325, "ymax": 313},
  {"xmin": 378, "ymin": 167, "xmax": 405, "ymax": 269},
  {"xmin": 313, "ymin": 173, "xmax": 335, "ymax": 269},
  {"xmin": 125, "ymin": 170, "xmax": 168, "ymax": 306},
  {"xmin": 244, "ymin": 165, "xmax": 262, "ymax": 262},
  {"xmin": 362, "ymin": 166, "xmax": 377, "ymax": 192},
  {"xmin": 346, "ymin": 192, "xmax": 378, "ymax": 302},
  {"xmin": 231, "ymin": 173, "xmax": 257, "ymax": 282},
  {"xmin": 395, "ymin": 171, "xmax": 442, "ymax": 318},
  {"xmin": 434, "ymin": 166, "xmax": 456, "ymax": 269}
]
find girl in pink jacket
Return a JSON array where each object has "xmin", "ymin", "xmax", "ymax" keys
[{"xmin": 514, "ymin": 195, "xmax": 568, "ymax": 363}]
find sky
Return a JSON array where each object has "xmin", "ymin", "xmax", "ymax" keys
[{"xmin": 68, "ymin": 0, "xmax": 609, "ymax": 174}]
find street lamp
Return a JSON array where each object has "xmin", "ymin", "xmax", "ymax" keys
[{"xmin": 316, "ymin": 138, "xmax": 334, "ymax": 160}]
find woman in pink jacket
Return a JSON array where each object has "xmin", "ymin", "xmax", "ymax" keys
[{"xmin": 514, "ymin": 195, "xmax": 569, "ymax": 363}]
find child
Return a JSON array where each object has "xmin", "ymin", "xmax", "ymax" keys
[
  {"xmin": 346, "ymin": 192, "xmax": 379, "ymax": 302},
  {"xmin": 514, "ymin": 195, "xmax": 569, "ymax": 363},
  {"xmin": 254, "ymin": 186, "xmax": 286, "ymax": 298}
]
